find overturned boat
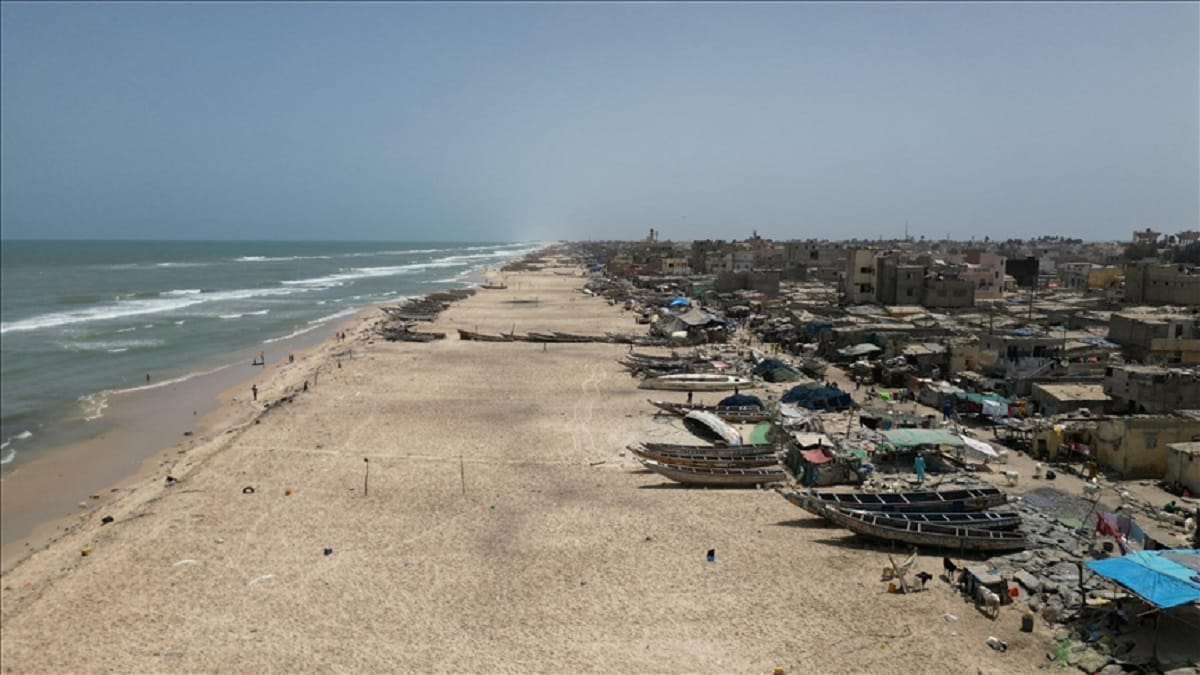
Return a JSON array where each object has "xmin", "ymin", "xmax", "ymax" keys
[{"xmin": 638, "ymin": 373, "xmax": 756, "ymax": 392}]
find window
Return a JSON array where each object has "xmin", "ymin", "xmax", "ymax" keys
[
  {"xmin": 1145, "ymin": 435, "xmax": 1157, "ymax": 448},
  {"xmin": 906, "ymin": 288, "xmax": 914, "ymax": 297},
  {"xmin": 860, "ymin": 266, "xmax": 873, "ymax": 274},
  {"xmin": 810, "ymin": 251, "xmax": 819, "ymax": 260}
]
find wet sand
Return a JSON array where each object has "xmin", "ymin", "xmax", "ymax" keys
[{"xmin": 0, "ymin": 261, "xmax": 1052, "ymax": 673}]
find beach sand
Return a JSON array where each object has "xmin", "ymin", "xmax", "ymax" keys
[{"xmin": 0, "ymin": 261, "xmax": 1052, "ymax": 673}]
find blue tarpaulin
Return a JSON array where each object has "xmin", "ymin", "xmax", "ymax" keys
[
  {"xmin": 669, "ymin": 296, "xmax": 691, "ymax": 308},
  {"xmin": 1084, "ymin": 549, "xmax": 1200, "ymax": 609}
]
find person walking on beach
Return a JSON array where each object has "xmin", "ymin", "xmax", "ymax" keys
[
  {"xmin": 687, "ymin": 391, "xmax": 693, "ymax": 405},
  {"xmin": 251, "ymin": 384, "xmax": 258, "ymax": 401},
  {"xmin": 914, "ymin": 453, "xmax": 926, "ymax": 484},
  {"xmin": 145, "ymin": 373, "xmax": 150, "ymax": 383}
]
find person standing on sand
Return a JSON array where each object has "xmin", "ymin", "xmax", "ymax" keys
[
  {"xmin": 251, "ymin": 384, "xmax": 258, "ymax": 401},
  {"xmin": 914, "ymin": 453, "xmax": 926, "ymax": 483}
]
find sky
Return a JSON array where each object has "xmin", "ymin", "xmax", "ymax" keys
[{"xmin": 1, "ymin": 2, "xmax": 1196, "ymax": 243}]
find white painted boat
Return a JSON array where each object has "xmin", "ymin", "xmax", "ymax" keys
[{"xmin": 638, "ymin": 373, "xmax": 756, "ymax": 391}]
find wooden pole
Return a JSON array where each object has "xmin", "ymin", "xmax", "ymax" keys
[
  {"xmin": 459, "ymin": 453, "xmax": 466, "ymax": 496},
  {"xmin": 363, "ymin": 458, "xmax": 369, "ymax": 497}
]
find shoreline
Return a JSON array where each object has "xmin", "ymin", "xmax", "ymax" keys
[
  {"xmin": 0, "ymin": 265, "xmax": 493, "ymax": 570},
  {"xmin": 1, "ymin": 253, "xmax": 1053, "ymax": 673}
]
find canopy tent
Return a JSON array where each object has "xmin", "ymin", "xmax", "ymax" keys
[
  {"xmin": 668, "ymin": 296, "xmax": 691, "ymax": 308},
  {"xmin": 780, "ymin": 385, "xmax": 855, "ymax": 412},
  {"xmin": 800, "ymin": 448, "xmax": 834, "ymax": 464},
  {"xmin": 878, "ymin": 428, "xmax": 965, "ymax": 448},
  {"xmin": 1085, "ymin": 550, "xmax": 1200, "ymax": 609},
  {"xmin": 718, "ymin": 393, "xmax": 765, "ymax": 408}
]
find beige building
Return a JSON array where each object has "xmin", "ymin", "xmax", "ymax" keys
[
  {"xmin": 1166, "ymin": 442, "xmax": 1200, "ymax": 496},
  {"xmin": 1030, "ymin": 383, "xmax": 1109, "ymax": 416},
  {"xmin": 1058, "ymin": 263, "xmax": 1123, "ymax": 291},
  {"xmin": 1034, "ymin": 414, "xmax": 1200, "ymax": 479},
  {"xmin": 842, "ymin": 248, "xmax": 878, "ymax": 304},
  {"xmin": 1108, "ymin": 312, "xmax": 1200, "ymax": 364}
]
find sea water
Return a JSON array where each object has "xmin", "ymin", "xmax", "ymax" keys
[{"xmin": 0, "ymin": 240, "xmax": 543, "ymax": 468}]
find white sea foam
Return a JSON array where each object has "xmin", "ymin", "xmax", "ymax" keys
[
  {"xmin": 115, "ymin": 326, "xmax": 138, "ymax": 333},
  {"xmin": 62, "ymin": 338, "xmax": 166, "ymax": 352},
  {"xmin": 235, "ymin": 254, "xmax": 333, "ymax": 262},
  {"xmin": 1, "ymin": 286, "xmax": 306, "ymax": 334},
  {"xmin": 15, "ymin": 430, "xmax": 32, "ymax": 441},
  {"xmin": 81, "ymin": 363, "xmax": 236, "ymax": 421},
  {"xmin": 1, "ymin": 449, "xmax": 14, "ymax": 465}
]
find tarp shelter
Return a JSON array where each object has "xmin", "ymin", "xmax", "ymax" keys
[
  {"xmin": 801, "ymin": 448, "xmax": 834, "ymax": 464},
  {"xmin": 669, "ymin": 296, "xmax": 691, "ymax": 308},
  {"xmin": 1084, "ymin": 550, "xmax": 1200, "ymax": 609},
  {"xmin": 838, "ymin": 343, "xmax": 882, "ymax": 359},
  {"xmin": 718, "ymin": 393, "xmax": 764, "ymax": 408},
  {"xmin": 878, "ymin": 428, "xmax": 965, "ymax": 448},
  {"xmin": 746, "ymin": 423, "xmax": 772, "ymax": 445},
  {"xmin": 959, "ymin": 435, "xmax": 1000, "ymax": 459},
  {"xmin": 781, "ymin": 385, "xmax": 855, "ymax": 411},
  {"xmin": 753, "ymin": 358, "xmax": 804, "ymax": 382}
]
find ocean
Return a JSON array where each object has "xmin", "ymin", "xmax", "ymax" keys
[{"xmin": 0, "ymin": 240, "xmax": 542, "ymax": 469}]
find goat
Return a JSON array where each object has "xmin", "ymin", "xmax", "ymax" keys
[
  {"xmin": 976, "ymin": 585, "xmax": 1001, "ymax": 619},
  {"xmin": 942, "ymin": 557, "xmax": 958, "ymax": 575},
  {"xmin": 914, "ymin": 571, "xmax": 933, "ymax": 589},
  {"xmin": 1083, "ymin": 477, "xmax": 1102, "ymax": 499},
  {"xmin": 1002, "ymin": 470, "xmax": 1019, "ymax": 487}
]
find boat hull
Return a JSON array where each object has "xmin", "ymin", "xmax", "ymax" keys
[{"xmin": 640, "ymin": 458, "xmax": 789, "ymax": 487}]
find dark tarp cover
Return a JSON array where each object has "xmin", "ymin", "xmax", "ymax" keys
[
  {"xmin": 780, "ymin": 385, "xmax": 854, "ymax": 411},
  {"xmin": 753, "ymin": 359, "xmax": 803, "ymax": 382},
  {"xmin": 718, "ymin": 393, "xmax": 765, "ymax": 408}
]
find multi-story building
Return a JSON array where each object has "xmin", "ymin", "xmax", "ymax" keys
[
  {"xmin": 1108, "ymin": 312, "xmax": 1200, "ymax": 364},
  {"xmin": 842, "ymin": 248, "xmax": 878, "ymax": 304},
  {"xmin": 957, "ymin": 251, "xmax": 1006, "ymax": 300},
  {"xmin": 875, "ymin": 256, "xmax": 925, "ymax": 305},
  {"xmin": 1124, "ymin": 262, "xmax": 1200, "ymax": 306},
  {"xmin": 922, "ymin": 276, "xmax": 975, "ymax": 309},
  {"xmin": 1103, "ymin": 365, "xmax": 1200, "ymax": 414},
  {"xmin": 1058, "ymin": 263, "xmax": 1124, "ymax": 291}
]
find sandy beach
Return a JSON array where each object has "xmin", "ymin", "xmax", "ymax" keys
[{"xmin": 1, "ymin": 258, "xmax": 1054, "ymax": 673}]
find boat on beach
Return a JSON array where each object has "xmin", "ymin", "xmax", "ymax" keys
[
  {"xmin": 839, "ymin": 509, "xmax": 1022, "ymax": 530},
  {"xmin": 812, "ymin": 503, "xmax": 1027, "ymax": 552},
  {"xmin": 457, "ymin": 329, "xmax": 514, "ymax": 342},
  {"xmin": 682, "ymin": 410, "xmax": 742, "ymax": 445},
  {"xmin": 638, "ymin": 373, "xmax": 756, "ymax": 391},
  {"xmin": 629, "ymin": 445, "xmax": 780, "ymax": 468},
  {"xmin": 648, "ymin": 399, "xmax": 771, "ymax": 423},
  {"xmin": 638, "ymin": 441, "xmax": 775, "ymax": 456},
  {"xmin": 779, "ymin": 486, "xmax": 1008, "ymax": 514},
  {"xmin": 639, "ymin": 458, "xmax": 790, "ymax": 487}
]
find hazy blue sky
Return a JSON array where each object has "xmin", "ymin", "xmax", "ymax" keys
[{"xmin": 1, "ymin": 2, "xmax": 1196, "ymax": 242}]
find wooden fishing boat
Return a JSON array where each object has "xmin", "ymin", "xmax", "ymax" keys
[
  {"xmin": 639, "ymin": 458, "xmax": 790, "ymax": 488},
  {"xmin": 814, "ymin": 503, "xmax": 1026, "ymax": 552},
  {"xmin": 638, "ymin": 442, "xmax": 775, "ymax": 456},
  {"xmin": 840, "ymin": 509, "xmax": 1022, "ymax": 531},
  {"xmin": 682, "ymin": 410, "xmax": 742, "ymax": 445},
  {"xmin": 779, "ymin": 486, "xmax": 1007, "ymax": 514},
  {"xmin": 629, "ymin": 445, "xmax": 779, "ymax": 468},
  {"xmin": 479, "ymin": 283, "xmax": 508, "ymax": 290},
  {"xmin": 639, "ymin": 373, "xmax": 756, "ymax": 391},
  {"xmin": 457, "ymin": 329, "xmax": 514, "ymax": 342},
  {"xmin": 392, "ymin": 331, "xmax": 445, "ymax": 342},
  {"xmin": 648, "ymin": 399, "xmax": 770, "ymax": 423}
]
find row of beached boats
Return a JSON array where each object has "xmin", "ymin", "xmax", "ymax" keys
[
  {"xmin": 778, "ymin": 487, "xmax": 1027, "ymax": 552},
  {"xmin": 630, "ymin": 396, "xmax": 1025, "ymax": 552},
  {"xmin": 457, "ymin": 329, "xmax": 668, "ymax": 345}
]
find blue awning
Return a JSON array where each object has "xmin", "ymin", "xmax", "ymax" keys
[{"xmin": 1085, "ymin": 550, "xmax": 1200, "ymax": 609}]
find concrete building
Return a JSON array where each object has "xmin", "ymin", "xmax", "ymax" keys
[
  {"xmin": 875, "ymin": 256, "xmax": 925, "ymax": 305},
  {"xmin": 1124, "ymin": 262, "xmax": 1200, "ymax": 306},
  {"xmin": 1103, "ymin": 365, "xmax": 1200, "ymax": 414},
  {"xmin": 843, "ymin": 248, "xmax": 878, "ymax": 304},
  {"xmin": 1005, "ymin": 256, "xmax": 1040, "ymax": 288},
  {"xmin": 922, "ymin": 276, "xmax": 974, "ymax": 309},
  {"xmin": 1029, "ymin": 383, "xmax": 1109, "ymax": 416},
  {"xmin": 1034, "ymin": 414, "xmax": 1200, "ymax": 480},
  {"xmin": 1108, "ymin": 312, "xmax": 1200, "ymax": 364},
  {"xmin": 958, "ymin": 251, "xmax": 1006, "ymax": 300},
  {"xmin": 1058, "ymin": 263, "xmax": 1124, "ymax": 292},
  {"xmin": 1165, "ymin": 442, "xmax": 1200, "ymax": 496},
  {"xmin": 660, "ymin": 256, "xmax": 692, "ymax": 276}
]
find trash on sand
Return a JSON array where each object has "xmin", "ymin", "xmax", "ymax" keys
[
  {"xmin": 242, "ymin": 486, "xmax": 255, "ymax": 494},
  {"xmin": 248, "ymin": 574, "xmax": 274, "ymax": 586},
  {"xmin": 101, "ymin": 516, "xmax": 114, "ymax": 525},
  {"xmin": 284, "ymin": 488, "xmax": 293, "ymax": 496},
  {"xmin": 706, "ymin": 549, "xmax": 716, "ymax": 563},
  {"xmin": 942, "ymin": 613, "xmax": 958, "ymax": 622},
  {"xmin": 173, "ymin": 559, "xmax": 199, "ymax": 566},
  {"xmin": 80, "ymin": 546, "xmax": 92, "ymax": 557},
  {"xmin": 986, "ymin": 636, "xmax": 1007, "ymax": 652},
  {"xmin": 323, "ymin": 547, "xmax": 333, "ymax": 556}
]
